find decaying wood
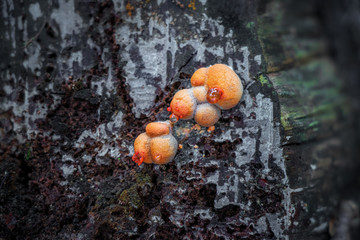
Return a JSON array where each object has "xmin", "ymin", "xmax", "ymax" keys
[{"xmin": 0, "ymin": 0, "xmax": 359, "ymax": 239}]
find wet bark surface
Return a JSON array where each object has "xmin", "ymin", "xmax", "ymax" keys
[{"xmin": 0, "ymin": 0, "xmax": 359, "ymax": 239}]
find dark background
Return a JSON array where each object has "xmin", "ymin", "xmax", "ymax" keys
[{"xmin": 0, "ymin": 0, "xmax": 359, "ymax": 239}]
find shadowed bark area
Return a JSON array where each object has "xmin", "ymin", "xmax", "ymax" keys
[{"xmin": 0, "ymin": 0, "xmax": 359, "ymax": 239}]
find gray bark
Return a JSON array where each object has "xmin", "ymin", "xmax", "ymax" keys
[{"xmin": 0, "ymin": 0, "xmax": 359, "ymax": 239}]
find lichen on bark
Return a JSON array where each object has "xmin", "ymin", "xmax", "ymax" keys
[{"xmin": 0, "ymin": 0, "xmax": 359, "ymax": 239}]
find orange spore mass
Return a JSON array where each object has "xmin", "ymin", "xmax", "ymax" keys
[
  {"xmin": 132, "ymin": 151, "xmax": 144, "ymax": 166},
  {"xmin": 207, "ymin": 126, "xmax": 215, "ymax": 132},
  {"xmin": 206, "ymin": 87, "xmax": 223, "ymax": 104}
]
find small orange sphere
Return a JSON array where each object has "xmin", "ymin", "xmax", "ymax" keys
[
  {"xmin": 190, "ymin": 67, "xmax": 208, "ymax": 86},
  {"xmin": 150, "ymin": 135, "xmax": 178, "ymax": 164},
  {"xmin": 170, "ymin": 89, "xmax": 197, "ymax": 120},
  {"xmin": 146, "ymin": 121, "xmax": 171, "ymax": 137},
  {"xmin": 132, "ymin": 121, "xmax": 178, "ymax": 165},
  {"xmin": 192, "ymin": 86, "xmax": 207, "ymax": 103},
  {"xmin": 133, "ymin": 133, "xmax": 152, "ymax": 164},
  {"xmin": 206, "ymin": 64, "xmax": 243, "ymax": 109},
  {"xmin": 194, "ymin": 103, "xmax": 221, "ymax": 127}
]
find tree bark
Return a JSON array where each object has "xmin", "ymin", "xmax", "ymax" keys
[{"xmin": 0, "ymin": 0, "xmax": 359, "ymax": 239}]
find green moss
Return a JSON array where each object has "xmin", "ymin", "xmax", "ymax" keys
[
  {"xmin": 135, "ymin": 172, "xmax": 152, "ymax": 185},
  {"xmin": 25, "ymin": 148, "xmax": 32, "ymax": 160},
  {"xmin": 246, "ymin": 21, "xmax": 255, "ymax": 29},
  {"xmin": 257, "ymin": 1, "xmax": 326, "ymax": 72},
  {"xmin": 118, "ymin": 189, "xmax": 129, "ymax": 204},
  {"xmin": 258, "ymin": 74, "xmax": 272, "ymax": 88},
  {"xmin": 269, "ymin": 58, "xmax": 349, "ymax": 142},
  {"xmin": 119, "ymin": 185, "xmax": 142, "ymax": 209},
  {"xmin": 117, "ymin": 172, "xmax": 152, "ymax": 213},
  {"xmin": 74, "ymin": 79, "xmax": 84, "ymax": 90}
]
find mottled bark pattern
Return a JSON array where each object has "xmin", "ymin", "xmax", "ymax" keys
[{"xmin": 0, "ymin": 0, "xmax": 359, "ymax": 239}]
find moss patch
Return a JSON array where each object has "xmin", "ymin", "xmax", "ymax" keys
[{"xmin": 269, "ymin": 58, "xmax": 349, "ymax": 142}]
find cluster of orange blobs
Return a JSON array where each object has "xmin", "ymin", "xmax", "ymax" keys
[
  {"xmin": 132, "ymin": 121, "xmax": 178, "ymax": 165},
  {"xmin": 132, "ymin": 64, "xmax": 243, "ymax": 166},
  {"xmin": 168, "ymin": 64, "xmax": 243, "ymax": 127}
]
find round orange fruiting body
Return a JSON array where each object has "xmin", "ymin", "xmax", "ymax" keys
[
  {"xmin": 146, "ymin": 121, "xmax": 170, "ymax": 137},
  {"xmin": 169, "ymin": 89, "xmax": 197, "ymax": 120},
  {"xmin": 133, "ymin": 133, "xmax": 152, "ymax": 164},
  {"xmin": 150, "ymin": 135, "xmax": 178, "ymax": 164},
  {"xmin": 168, "ymin": 63, "xmax": 242, "ymax": 127},
  {"xmin": 194, "ymin": 103, "xmax": 221, "ymax": 127},
  {"xmin": 206, "ymin": 64, "xmax": 243, "ymax": 109},
  {"xmin": 132, "ymin": 121, "xmax": 178, "ymax": 165},
  {"xmin": 192, "ymin": 86, "xmax": 207, "ymax": 103},
  {"xmin": 190, "ymin": 67, "xmax": 208, "ymax": 86}
]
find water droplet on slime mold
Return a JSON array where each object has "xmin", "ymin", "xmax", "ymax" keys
[{"xmin": 206, "ymin": 87, "xmax": 223, "ymax": 104}]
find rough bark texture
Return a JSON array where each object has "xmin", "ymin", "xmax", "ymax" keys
[{"xmin": 0, "ymin": 0, "xmax": 359, "ymax": 239}]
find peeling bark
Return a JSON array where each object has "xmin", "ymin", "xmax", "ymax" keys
[{"xmin": 0, "ymin": 0, "xmax": 359, "ymax": 239}]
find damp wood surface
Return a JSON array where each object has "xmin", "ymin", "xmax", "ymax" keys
[{"xmin": 0, "ymin": 0, "xmax": 359, "ymax": 239}]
